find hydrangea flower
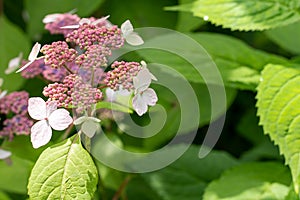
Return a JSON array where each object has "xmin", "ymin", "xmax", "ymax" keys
[
  {"xmin": 121, "ymin": 20, "xmax": 144, "ymax": 46},
  {"xmin": 28, "ymin": 97, "xmax": 73, "ymax": 148},
  {"xmin": 132, "ymin": 62, "xmax": 158, "ymax": 116},
  {"xmin": 73, "ymin": 116, "xmax": 100, "ymax": 138},
  {"xmin": 60, "ymin": 16, "xmax": 110, "ymax": 29},
  {"xmin": 16, "ymin": 43, "xmax": 42, "ymax": 73}
]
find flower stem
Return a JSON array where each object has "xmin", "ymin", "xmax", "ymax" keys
[{"xmin": 112, "ymin": 175, "xmax": 132, "ymax": 200}]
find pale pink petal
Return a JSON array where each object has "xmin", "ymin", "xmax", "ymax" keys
[
  {"xmin": 46, "ymin": 101, "xmax": 57, "ymax": 117},
  {"xmin": 79, "ymin": 18, "xmax": 91, "ymax": 25},
  {"xmin": 15, "ymin": 60, "xmax": 34, "ymax": 73},
  {"xmin": 0, "ymin": 149, "xmax": 11, "ymax": 159},
  {"xmin": 92, "ymin": 15, "xmax": 110, "ymax": 25},
  {"xmin": 133, "ymin": 68, "xmax": 152, "ymax": 92},
  {"xmin": 132, "ymin": 93, "xmax": 148, "ymax": 116},
  {"xmin": 125, "ymin": 32, "xmax": 144, "ymax": 46},
  {"xmin": 121, "ymin": 20, "xmax": 134, "ymax": 37},
  {"xmin": 82, "ymin": 120, "xmax": 99, "ymax": 138},
  {"xmin": 142, "ymin": 88, "xmax": 158, "ymax": 106},
  {"xmin": 73, "ymin": 116, "xmax": 88, "ymax": 125},
  {"xmin": 0, "ymin": 91, "xmax": 7, "ymax": 99},
  {"xmin": 42, "ymin": 14, "xmax": 61, "ymax": 23},
  {"xmin": 48, "ymin": 109, "xmax": 73, "ymax": 130},
  {"xmin": 141, "ymin": 61, "xmax": 157, "ymax": 81},
  {"xmin": 28, "ymin": 42, "xmax": 41, "ymax": 61},
  {"xmin": 30, "ymin": 120, "xmax": 52, "ymax": 149},
  {"xmin": 28, "ymin": 97, "xmax": 47, "ymax": 120},
  {"xmin": 6, "ymin": 52, "xmax": 23, "ymax": 74},
  {"xmin": 60, "ymin": 24, "xmax": 80, "ymax": 29}
]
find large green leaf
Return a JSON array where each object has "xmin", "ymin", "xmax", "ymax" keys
[
  {"xmin": 138, "ymin": 32, "xmax": 287, "ymax": 90},
  {"xmin": 167, "ymin": 0, "xmax": 300, "ymax": 31},
  {"xmin": 257, "ymin": 64, "xmax": 300, "ymax": 194},
  {"xmin": 0, "ymin": 191, "xmax": 11, "ymax": 200},
  {"xmin": 27, "ymin": 135, "xmax": 98, "ymax": 199},
  {"xmin": 175, "ymin": 0, "xmax": 205, "ymax": 32},
  {"xmin": 25, "ymin": 0, "xmax": 105, "ymax": 38},
  {"xmin": 265, "ymin": 21, "xmax": 300, "ymax": 55},
  {"xmin": 0, "ymin": 155, "xmax": 34, "ymax": 194},
  {"xmin": 203, "ymin": 162, "xmax": 291, "ymax": 200},
  {"xmin": 140, "ymin": 145, "xmax": 238, "ymax": 200},
  {"xmin": 0, "ymin": 16, "xmax": 29, "ymax": 92},
  {"xmin": 101, "ymin": 0, "xmax": 177, "ymax": 29}
]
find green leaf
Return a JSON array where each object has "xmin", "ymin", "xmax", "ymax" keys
[
  {"xmin": 0, "ymin": 16, "xmax": 29, "ymax": 92},
  {"xmin": 141, "ymin": 145, "xmax": 238, "ymax": 200},
  {"xmin": 175, "ymin": 0, "xmax": 205, "ymax": 32},
  {"xmin": 265, "ymin": 21, "xmax": 300, "ymax": 55},
  {"xmin": 167, "ymin": 0, "xmax": 300, "ymax": 31},
  {"xmin": 101, "ymin": 0, "xmax": 177, "ymax": 29},
  {"xmin": 25, "ymin": 0, "xmax": 105, "ymax": 38},
  {"xmin": 96, "ymin": 101, "xmax": 133, "ymax": 113},
  {"xmin": 0, "ymin": 191, "xmax": 11, "ymax": 200},
  {"xmin": 27, "ymin": 135, "xmax": 98, "ymax": 199},
  {"xmin": 257, "ymin": 64, "xmax": 300, "ymax": 194},
  {"xmin": 138, "ymin": 32, "xmax": 287, "ymax": 90},
  {"xmin": 203, "ymin": 162, "xmax": 291, "ymax": 200},
  {"xmin": 1, "ymin": 135, "xmax": 48, "ymax": 162},
  {"xmin": 0, "ymin": 155, "xmax": 34, "ymax": 194}
]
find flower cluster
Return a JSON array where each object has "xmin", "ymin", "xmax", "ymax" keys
[
  {"xmin": 7, "ymin": 12, "xmax": 158, "ymax": 148},
  {"xmin": 0, "ymin": 91, "xmax": 33, "ymax": 140}
]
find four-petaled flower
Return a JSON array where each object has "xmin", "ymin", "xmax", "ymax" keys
[
  {"xmin": 132, "ymin": 61, "xmax": 158, "ymax": 116},
  {"xmin": 121, "ymin": 20, "xmax": 144, "ymax": 46},
  {"xmin": 28, "ymin": 97, "xmax": 73, "ymax": 148},
  {"xmin": 73, "ymin": 116, "xmax": 100, "ymax": 138},
  {"xmin": 16, "ymin": 42, "xmax": 42, "ymax": 73}
]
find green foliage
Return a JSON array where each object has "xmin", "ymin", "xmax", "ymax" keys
[
  {"xmin": 0, "ymin": 16, "xmax": 29, "ymax": 91},
  {"xmin": 25, "ymin": 0, "xmax": 105, "ymax": 38},
  {"xmin": 265, "ymin": 21, "xmax": 300, "ymax": 55},
  {"xmin": 167, "ymin": 0, "xmax": 300, "ymax": 31},
  {"xmin": 139, "ymin": 145, "xmax": 238, "ymax": 200},
  {"xmin": 27, "ymin": 135, "xmax": 98, "ymax": 199},
  {"xmin": 0, "ymin": 155, "xmax": 33, "ymax": 194},
  {"xmin": 139, "ymin": 32, "xmax": 287, "ymax": 90},
  {"xmin": 257, "ymin": 64, "xmax": 300, "ymax": 194},
  {"xmin": 203, "ymin": 162, "xmax": 291, "ymax": 200},
  {"xmin": 96, "ymin": 101, "xmax": 133, "ymax": 113}
]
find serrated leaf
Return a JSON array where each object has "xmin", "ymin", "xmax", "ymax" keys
[
  {"xmin": 265, "ymin": 21, "xmax": 300, "ymax": 55},
  {"xmin": 257, "ymin": 64, "xmax": 300, "ymax": 194},
  {"xmin": 25, "ymin": 0, "xmax": 105, "ymax": 39},
  {"xmin": 138, "ymin": 32, "xmax": 287, "ymax": 90},
  {"xmin": 167, "ymin": 0, "xmax": 300, "ymax": 31},
  {"xmin": 0, "ymin": 16, "xmax": 29, "ymax": 91},
  {"xmin": 175, "ymin": 0, "xmax": 205, "ymax": 32},
  {"xmin": 141, "ymin": 145, "xmax": 238, "ymax": 200},
  {"xmin": 203, "ymin": 162, "xmax": 291, "ymax": 200},
  {"xmin": 0, "ymin": 155, "xmax": 34, "ymax": 194},
  {"xmin": 28, "ymin": 135, "xmax": 98, "ymax": 200}
]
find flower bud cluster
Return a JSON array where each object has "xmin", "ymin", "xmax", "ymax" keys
[
  {"xmin": 45, "ymin": 13, "xmax": 81, "ymax": 37},
  {"xmin": 66, "ymin": 24, "xmax": 124, "ymax": 49},
  {"xmin": 43, "ymin": 74, "xmax": 102, "ymax": 112},
  {"xmin": 41, "ymin": 41, "xmax": 78, "ymax": 69},
  {"xmin": 0, "ymin": 91, "xmax": 33, "ymax": 140},
  {"xmin": 104, "ymin": 61, "xmax": 142, "ymax": 91}
]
